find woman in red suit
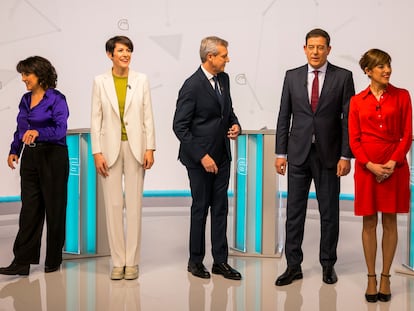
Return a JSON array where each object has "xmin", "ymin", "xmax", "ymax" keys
[{"xmin": 349, "ymin": 49, "xmax": 412, "ymax": 303}]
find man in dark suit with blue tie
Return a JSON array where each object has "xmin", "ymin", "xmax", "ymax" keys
[
  {"xmin": 274, "ymin": 28, "xmax": 355, "ymax": 286},
  {"xmin": 173, "ymin": 36, "xmax": 242, "ymax": 280}
]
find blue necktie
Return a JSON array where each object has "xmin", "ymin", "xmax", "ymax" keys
[
  {"xmin": 213, "ymin": 76, "xmax": 224, "ymax": 110},
  {"xmin": 213, "ymin": 76, "xmax": 221, "ymax": 97}
]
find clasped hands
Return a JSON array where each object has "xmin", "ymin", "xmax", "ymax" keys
[{"xmin": 366, "ymin": 160, "xmax": 396, "ymax": 183}]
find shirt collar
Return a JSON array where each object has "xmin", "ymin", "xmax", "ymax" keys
[
  {"xmin": 201, "ymin": 65, "xmax": 215, "ymax": 80},
  {"xmin": 308, "ymin": 62, "xmax": 328, "ymax": 74},
  {"xmin": 44, "ymin": 88, "xmax": 52, "ymax": 98},
  {"xmin": 361, "ymin": 84, "xmax": 393, "ymax": 99}
]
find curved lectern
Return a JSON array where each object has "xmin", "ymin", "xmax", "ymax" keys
[
  {"xmin": 232, "ymin": 130, "xmax": 284, "ymax": 257},
  {"xmin": 64, "ymin": 129, "xmax": 109, "ymax": 258}
]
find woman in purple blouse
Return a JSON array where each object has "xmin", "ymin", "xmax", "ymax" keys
[{"xmin": 0, "ymin": 56, "xmax": 69, "ymax": 276}]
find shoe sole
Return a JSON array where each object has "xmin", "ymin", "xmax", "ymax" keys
[
  {"xmin": 124, "ymin": 273, "xmax": 138, "ymax": 280},
  {"xmin": 187, "ymin": 266, "xmax": 211, "ymax": 279},
  {"xmin": 275, "ymin": 273, "xmax": 303, "ymax": 286},
  {"xmin": 365, "ymin": 294, "xmax": 378, "ymax": 303},
  {"xmin": 111, "ymin": 275, "xmax": 124, "ymax": 280},
  {"xmin": 45, "ymin": 267, "xmax": 60, "ymax": 273},
  {"xmin": 211, "ymin": 269, "xmax": 242, "ymax": 280},
  {"xmin": 111, "ymin": 272, "xmax": 124, "ymax": 280},
  {"xmin": 0, "ymin": 269, "xmax": 30, "ymax": 276},
  {"xmin": 323, "ymin": 276, "xmax": 338, "ymax": 284},
  {"xmin": 4, "ymin": 271, "xmax": 29, "ymax": 276},
  {"xmin": 378, "ymin": 293, "xmax": 391, "ymax": 302}
]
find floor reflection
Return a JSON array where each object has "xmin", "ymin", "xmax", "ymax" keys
[
  {"xmin": 0, "ymin": 277, "xmax": 42, "ymax": 311},
  {"xmin": 187, "ymin": 267, "xmax": 242, "ymax": 310},
  {"xmin": 109, "ymin": 280, "xmax": 141, "ymax": 311},
  {"xmin": 45, "ymin": 271, "xmax": 66, "ymax": 311},
  {"xmin": 211, "ymin": 277, "xmax": 239, "ymax": 311},
  {"xmin": 278, "ymin": 280, "xmax": 303, "ymax": 311},
  {"xmin": 188, "ymin": 275, "xmax": 207, "ymax": 311},
  {"xmin": 319, "ymin": 284, "xmax": 336, "ymax": 311},
  {"xmin": 0, "ymin": 207, "xmax": 411, "ymax": 311}
]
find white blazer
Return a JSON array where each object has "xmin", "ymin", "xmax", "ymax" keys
[{"xmin": 91, "ymin": 70, "xmax": 156, "ymax": 167}]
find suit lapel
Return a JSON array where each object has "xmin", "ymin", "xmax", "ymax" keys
[
  {"xmin": 124, "ymin": 71, "xmax": 138, "ymax": 114},
  {"xmin": 216, "ymin": 74, "xmax": 225, "ymax": 113},
  {"xmin": 197, "ymin": 67, "xmax": 216, "ymax": 101},
  {"xmin": 305, "ymin": 63, "xmax": 334, "ymax": 113},
  {"xmin": 102, "ymin": 71, "xmax": 120, "ymax": 118},
  {"xmin": 319, "ymin": 63, "xmax": 334, "ymax": 105},
  {"xmin": 297, "ymin": 66, "xmax": 312, "ymax": 112},
  {"xmin": 197, "ymin": 67, "xmax": 223, "ymax": 116}
]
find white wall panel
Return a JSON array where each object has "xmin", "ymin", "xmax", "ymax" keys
[{"xmin": 1, "ymin": 0, "xmax": 412, "ymax": 196}]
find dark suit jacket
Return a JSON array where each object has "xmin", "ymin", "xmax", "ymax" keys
[
  {"xmin": 173, "ymin": 66, "xmax": 240, "ymax": 168},
  {"xmin": 275, "ymin": 62, "xmax": 355, "ymax": 168}
]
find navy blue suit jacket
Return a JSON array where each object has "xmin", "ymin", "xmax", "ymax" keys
[
  {"xmin": 173, "ymin": 66, "xmax": 240, "ymax": 168},
  {"xmin": 275, "ymin": 62, "xmax": 355, "ymax": 168}
]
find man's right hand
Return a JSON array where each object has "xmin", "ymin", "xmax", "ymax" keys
[
  {"xmin": 93, "ymin": 153, "xmax": 109, "ymax": 177},
  {"xmin": 201, "ymin": 154, "xmax": 218, "ymax": 174},
  {"xmin": 275, "ymin": 157, "xmax": 287, "ymax": 176}
]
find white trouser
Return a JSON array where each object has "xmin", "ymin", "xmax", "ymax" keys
[{"xmin": 100, "ymin": 141, "xmax": 144, "ymax": 267}]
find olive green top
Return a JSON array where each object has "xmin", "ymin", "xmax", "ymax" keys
[{"xmin": 113, "ymin": 74, "xmax": 128, "ymax": 141}]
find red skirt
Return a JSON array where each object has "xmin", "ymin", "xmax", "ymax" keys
[{"xmin": 353, "ymin": 142, "xmax": 410, "ymax": 216}]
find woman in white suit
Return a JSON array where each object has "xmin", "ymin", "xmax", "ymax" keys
[{"xmin": 91, "ymin": 36, "xmax": 156, "ymax": 280}]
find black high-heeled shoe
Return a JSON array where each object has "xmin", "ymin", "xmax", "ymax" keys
[
  {"xmin": 378, "ymin": 273, "xmax": 391, "ymax": 302},
  {"xmin": 365, "ymin": 274, "xmax": 378, "ymax": 303}
]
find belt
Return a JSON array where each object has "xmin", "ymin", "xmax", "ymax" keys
[{"xmin": 26, "ymin": 142, "xmax": 54, "ymax": 148}]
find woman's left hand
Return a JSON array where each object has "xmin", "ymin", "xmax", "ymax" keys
[
  {"xmin": 383, "ymin": 160, "xmax": 396, "ymax": 172},
  {"xmin": 143, "ymin": 150, "xmax": 154, "ymax": 169}
]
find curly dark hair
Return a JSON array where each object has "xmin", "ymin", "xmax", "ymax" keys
[{"xmin": 16, "ymin": 56, "xmax": 57, "ymax": 89}]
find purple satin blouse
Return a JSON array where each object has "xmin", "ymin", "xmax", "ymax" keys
[{"xmin": 9, "ymin": 88, "xmax": 69, "ymax": 155}]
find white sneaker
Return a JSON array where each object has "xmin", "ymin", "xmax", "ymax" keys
[
  {"xmin": 124, "ymin": 265, "xmax": 139, "ymax": 280},
  {"xmin": 111, "ymin": 267, "xmax": 124, "ymax": 280}
]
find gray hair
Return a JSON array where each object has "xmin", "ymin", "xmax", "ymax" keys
[{"xmin": 199, "ymin": 36, "xmax": 228, "ymax": 63}]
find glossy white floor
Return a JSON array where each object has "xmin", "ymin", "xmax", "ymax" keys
[{"xmin": 0, "ymin": 201, "xmax": 413, "ymax": 311}]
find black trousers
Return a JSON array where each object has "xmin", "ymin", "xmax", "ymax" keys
[
  {"xmin": 187, "ymin": 160, "xmax": 230, "ymax": 264},
  {"xmin": 14, "ymin": 144, "xmax": 69, "ymax": 266},
  {"xmin": 285, "ymin": 145, "xmax": 340, "ymax": 268}
]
